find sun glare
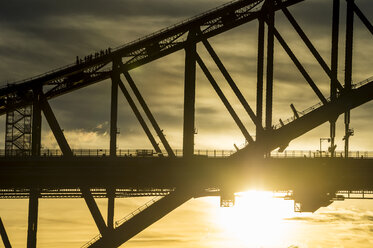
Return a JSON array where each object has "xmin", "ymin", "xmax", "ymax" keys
[{"xmin": 215, "ymin": 191, "xmax": 297, "ymax": 247}]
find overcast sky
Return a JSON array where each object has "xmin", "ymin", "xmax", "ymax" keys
[
  {"xmin": 0, "ymin": 0, "xmax": 372, "ymax": 247},
  {"xmin": 0, "ymin": 0, "xmax": 372, "ymax": 151}
]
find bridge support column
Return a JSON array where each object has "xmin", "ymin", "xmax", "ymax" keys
[
  {"xmin": 27, "ymin": 190, "xmax": 39, "ymax": 248},
  {"xmin": 107, "ymin": 189, "xmax": 115, "ymax": 230},
  {"xmin": 110, "ymin": 60, "xmax": 119, "ymax": 157},
  {"xmin": 256, "ymin": 18, "xmax": 265, "ymax": 140},
  {"xmin": 183, "ymin": 30, "xmax": 197, "ymax": 158},
  {"xmin": 31, "ymin": 88, "xmax": 42, "ymax": 156},
  {"xmin": 330, "ymin": 0, "xmax": 340, "ymax": 157},
  {"xmin": 265, "ymin": 2, "xmax": 274, "ymax": 133},
  {"xmin": 344, "ymin": 0, "xmax": 354, "ymax": 158},
  {"xmin": 108, "ymin": 61, "xmax": 119, "ymax": 230},
  {"xmin": 27, "ymin": 87, "xmax": 42, "ymax": 248}
]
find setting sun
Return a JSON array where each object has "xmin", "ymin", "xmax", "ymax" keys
[{"xmin": 215, "ymin": 191, "xmax": 297, "ymax": 247}]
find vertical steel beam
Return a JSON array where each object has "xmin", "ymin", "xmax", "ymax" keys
[
  {"xmin": 27, "ymin": 87, "xmax": 42, "ymax": 248},
  {"xmin": 110, "ymin": 61, "xmax": 119, "ymax": 157},
  {"xmin": 31, "ymin": 88, "xmax": 42, "ymax": 157},
  {"xmin": 122, "ymin": 70, "xmax": 174, "ymax": 157},
  {"xmin": 265, "ymin": 2, "xmax": 274, "ymax": 131},
  {"xmin": 344, "ymin": 0, "xmax": 354, "ymax": 158},
  {"xmin": 330, "ymin": 0, "xmax": 340, "ymax": 157},
  {"xmin": 0, "ymin": 218, "xmax": 11, "ymax": 248},
  {"xmin": 201, "ymin": 39, "xmax": 262, "ymax": 132},
  {"xmin": 183, "ymin": 30, "xmax": 197, "ymax": 158},
  {"xmin": 27, "ymin": 190, "xmax": 39, "ymax": 248},
  {"xmin": 117, "ymin": 79, "xmax": 163, "ymax": 155},
  {"xmin": 257, "ymin": 18, "xmax": 265, "ymax": 139},
  {"xmin": 196, "ymin": 54, "xmax": 254, "ymax": 144},
  {"xmin": 107, "ymin": 188, "xmax": 115, "ymax": 230},
  {"xmin": 108, "ymin": 60, "xmax": 119, "ymax": 230}
]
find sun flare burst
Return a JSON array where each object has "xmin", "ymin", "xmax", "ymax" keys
[{"xmin": 215, "ymin": 190, "xmax": 298, "ymax": 248}]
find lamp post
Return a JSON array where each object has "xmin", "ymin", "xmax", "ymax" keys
[{"xmin": 320, "ymin": 138, "xmax": 331, "ymax": 157}]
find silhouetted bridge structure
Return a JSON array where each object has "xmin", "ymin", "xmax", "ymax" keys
[{"xmin": 0, "ymin": 0, "xmax": 372, "ymax": 247}]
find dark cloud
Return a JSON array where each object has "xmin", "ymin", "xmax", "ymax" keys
[
  {"xmin": 0, "ymin": 0, "xmax": 225, "ymax": 25},
  {"xmin": 0, "ymin": 0, "xmax": 372, "ymax": 150}
]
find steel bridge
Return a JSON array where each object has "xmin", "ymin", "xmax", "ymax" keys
[{"xmin": 0, "ymin": 0, "xmax": 373, "ymax": 247}]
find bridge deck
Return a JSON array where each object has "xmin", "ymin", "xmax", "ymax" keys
[{"xmin": 1, "ymin": 157, "xmax": 373, "ymax": 193}]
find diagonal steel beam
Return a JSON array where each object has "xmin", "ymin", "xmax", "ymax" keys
[
  {"xmin": 39, "ymin": 96, "xmax": 73, "ymax": 157},
  {"xmin": 80, "ymin": 188, "xmax": 108, "ymax": 235},
  {"xmin": 201, "ymin": 38, "xmax": 263, "ymax": 132},
  {"xmin": 196, "ymin": 54, "xmax": 254, "ymax": 144},
  {"xmin": 0, "ymin": 218, "xmax": 11, "ymax": 248},
  {"xmin": 117, "ymin": 78, "xmax": 163, "ymax": 155},
  {"xmin": 352, "ymin": 2, "xmax": 373, "ymax": 36},
  {"xmin": 282, "ymin": 7, "xmax": 344, "ymax": 92},
  {"xmin": 121, "ymin": 69, "xmax": 175, "ymax": 157},
  {"xmin": 88, "ymin": 190, "xmax": 192, "ymax": 248},
  {"xmin": 270, "ymin": 26, "xmax": 327, "ymax": 104},
  {"xmin": 39, "ymin": 95, "xmax": 108, "ymax": 235}
]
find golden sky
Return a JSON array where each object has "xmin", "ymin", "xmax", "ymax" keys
[
  {"xmin": 0, "ymin": 0, "xmax": 373, "ymax": 247},
  {"xmin": 2, "ymin": 194, "xmax": 373, "ymax": 247}
]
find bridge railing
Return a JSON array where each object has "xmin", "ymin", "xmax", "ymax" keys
[
  {"xmin": 352, "ymin": 76, "xmax": 373, "ymax": 89},
  {"xmin": 270, "ymin": 150, "xmax": 373, "ymax": 158},
  {"xmin": 0, "ymin": 149, "xmax": 235, "ymax": 158},
  {"xmin": 114, "ymin": 196, "xmax": 164, "ymax": 227},
  {"xmin": 273, "ymin": 97, "xmax": 331, "ymax": 130},
  {"xmin": 1, "ymin": 149, "xmax": 372, "ymax": 158},
  {"xmin": 273, "ymin": 76, "xmax": 373, "ymax": 130}
]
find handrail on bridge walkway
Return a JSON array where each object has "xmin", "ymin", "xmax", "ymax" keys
[
  {"xmin": 273, "ymin": 76, "xmax": 373, "ymax": 130},
  {"xmin": 1, "ymin": 149, "xmax": 373, "ymax": 159}
]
